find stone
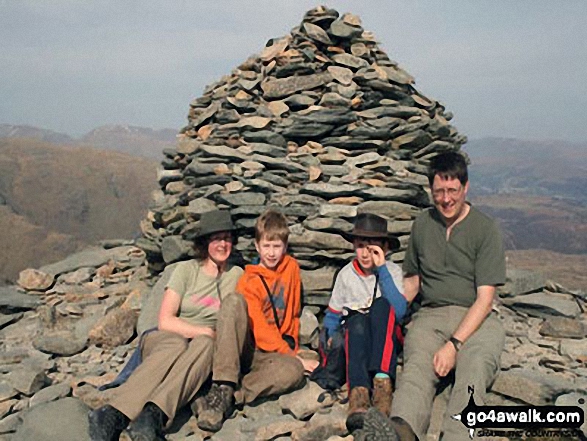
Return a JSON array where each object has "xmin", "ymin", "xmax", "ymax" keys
[
  {"xmin": 299, "ymin": 307, "xmax": 320, "ymax": 347},
  {"xmin": 261, "ymin": 73, "xmax": 332, "ymax": 99},
  {"xmin": 503, "ymin": 292, "xmax": 581, "ymax": 318},
  {"xmin": 241, "ymin": 414, "xmax": 306, "ymax": 440},
  {"xmin": 33, "ymin": 333, "xmax": 87, "ymax": 356},
  {"xmin": 289, "ymin": 229, "xmax": 352, "ymax": 251},
  {"xmin": 0, "ymin": 382, "xmax": 18, "ymax": 402},
  {"xmin": 328, "ymin": 19, "xmax": 362, "ymax": 39},
  {"xmin": 327, "ymin": 66, "xmax": 353, "ymax": 86},
  {"xmin": 89, "ymin": 308, "xmax": 137, "ymax": 348},
  {"xmin": 0, "ymin": 287, "xmax": 40, "ymax": 310},
  {"xmin": 39, "ymin": 246, "xmax": 136, "ymax": 277},
  {"xmin": 560, "ymin": 339, "xmax": 587, "ymax": 361},
  {"xmin": 303, "ymin": 22, "xmax": 333, "ymax": 45},
  {"xmin": 332, "ymin": 53, "xmax": 369, "ymax": 70},
  {"xmin": 498, "ymin": 268, "xmax": 546, "ymax": 297},
  {"xmin": 17, "ymin": 269, "xmax": 54, "ymax": 292},
  {"xmin": 12, "ymin": 398, "xmax": 91, "ymax": 441},
  {"xmin": 491, "ymin": 370, "xmax": 574, "ymax": 405},
  {"xmin": 29, "ymin": 382, "xmax": 71, "ymax": 408},
  {"xmin": 539, "ymin": 316, "xmax": 586, "ymax": 338},
  {"xmin": 161, "ymin": 235, "xmax": 194, "ymax": 264},
  {"xmin": 217, "ymin": 192, "xmax": 266, "ymax": 207},
  {"xmin": 59, "ymin": 267, "xmax": 94, "ymax": 285},
  {"xmin": 278, "ymin": 381, "xmax": 337, "ymax": 419},
  {"xmin": 0, "ymin": 312, "xmax": 22, "ymax": 329},
  {"xmin": 291, "ymin": 404, "xmax": 347, "ymax": 441},
  {"xmin": 7, "ymin": 366, "xmax": 49, "ymax": 396}
]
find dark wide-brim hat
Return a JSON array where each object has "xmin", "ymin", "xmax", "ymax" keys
[
  {"xmin": 344, "ymin": 213, "xmax": 400, "ymax": 251},
  {"xmin": 194, "ymin": 209, "xmax": 237, "ymax": 239}
]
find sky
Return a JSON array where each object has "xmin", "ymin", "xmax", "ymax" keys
[{"xmin": 1, "ymin": 0, "xmax": 586, "ymax": 142}]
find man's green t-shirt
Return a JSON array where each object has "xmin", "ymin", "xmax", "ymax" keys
[
  {"xmin": 166, "ymin": 260, "xmax": 243, "ymax": 329},
  {"xmin": 403, "ymin": 205, "xmax": 505, "ymax": 307}
]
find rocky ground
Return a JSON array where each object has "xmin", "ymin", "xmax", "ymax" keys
[{"xmin": 1, "ymin": 242, "xmax": 586, "ymax": 440}]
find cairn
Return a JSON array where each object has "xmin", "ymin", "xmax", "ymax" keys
[{"xmin": 137, "ymin": 6, "xmax": 466, "ymax": 308}]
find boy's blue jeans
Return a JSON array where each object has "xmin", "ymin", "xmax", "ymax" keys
[{"xmin": 345, "ymin": 297, "xmax": 403, "ymax": 389}]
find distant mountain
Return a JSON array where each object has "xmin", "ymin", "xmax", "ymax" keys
[
  {"xmin": 0, "ymin": 123, "xmax": 75, "ymax": 145},
  {"xmin": 0, "ymin": 137, "xmax": 158, "ymax": 283},
  {"xmin": 0, "ymin": 123, "xmax": 177, "ymax": 159},
  {"xmin": 80, "ymin": 125, "xmax": 177, "ymax": 159},
  {"xmin": 465, "ymin": 137, "xmax": 587, "ymax": 203},
  {"xmin": 464, "ymin": 137, "xmax": 587, "ymax": 254}
]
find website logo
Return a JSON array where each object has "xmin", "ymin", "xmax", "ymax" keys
[{"xmin": 452, "ymin": 386, "xmax": 585, "ymax": 439}]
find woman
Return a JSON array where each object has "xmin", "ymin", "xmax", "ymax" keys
[{"xmin": 89, "ymin": 209, "xmax": 243, "ymax": 441}]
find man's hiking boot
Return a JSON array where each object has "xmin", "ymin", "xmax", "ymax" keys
[
  {"xmin": 346, "ymin": 386, "xmax": 371, "ymax": 432},
  {"xmin": 372, "ymin": 376, "xmax": 393, "ymax": 417},
  {"xmin": 197, "ymin": 383, "xmax": 235, "ymax": 432},
  {"xmin": 354, "ymin": 407, "xmax": 400, "ymax": 441},
  {"xmin": 389, "ymin": 416, "xmax": 417, "ymax": 441},
  {"xmin": 88, "ymin": 405, "xmax": 129, "ymax": 441},
  {"xmin": 127, "ymin": 402, "xmax": 167, "ymax": 441}
]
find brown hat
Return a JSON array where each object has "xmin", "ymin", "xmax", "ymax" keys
[
  {"xmin": 345, "ymin": 213, "xmax": 400, "ymax": 251},
  {"xmin": 195, "ymin": 210, "xmax": 236, "ymax": 239}
]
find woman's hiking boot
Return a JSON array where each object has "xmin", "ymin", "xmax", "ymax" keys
[
  {"xmin": 88, "ymin": 405, "xmax": 129, "ymax": 441},
  {"xmin": 346, "ymin": 386, "xmax": 371, "ymax": 432},
  {"xmin": 127, "ymin": 402, "xmax": 167, "ymax": 441},
  {"xmin": 197, "ymin": 383, "xmax": 235, "ymax": 432},
  {"xmin": 372, "ymin": 376, "xmax": 393, "ymax": 417}
]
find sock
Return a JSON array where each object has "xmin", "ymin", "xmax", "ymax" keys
[{"xmin": 375, "ymin": 373, "xmax": 390, "ymax": 379}]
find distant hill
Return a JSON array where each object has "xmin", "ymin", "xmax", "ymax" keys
[
  {"xmin": 0, "ymin": 123, "xmax": 177, "ymax": 159},
  {"xmin": 0, "ymin": 123, "xmax": 75, "ymax": 145},
  {"xmin": 80, "ymin": 125, "xmax": 177, "ymax": 159},
  {"xmin": 465, "ymin": 137, "xmax": 587, "ymax": 254},
  {"xmin": 0, "ymin": 138, "xmax": 158, "ymax": 283}
]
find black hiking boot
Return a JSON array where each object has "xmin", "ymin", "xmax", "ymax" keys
[
  {"xmin": 127, "ymin": 402, "xmax": 167, "ymax": 441},
  {"xmin": 88, "ymin": 405, "xmax": 129, "ymax": 441},
  {"xmin": 196, "ymin": 383, "xmax": 235, "ymax": 432},
  {"xmin": 353, "ymin": 408, "xmax": 401, "ymax": 441}
]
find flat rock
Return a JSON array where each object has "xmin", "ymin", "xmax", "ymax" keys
[
  {"xmin": 302, "ymin": 183, "xmax": 366, "ymax": 199},
  {"xmin": 498, "ymin": 268, "xmax": 546, "ymax": 297},
  {"xmin": 491, "ymin": 370, "xmax": 575, "ymax": 405},
  {"xmin": 332, "ymin": 53, "xmax": 368, "ymax": 70},
  {"xmin": 59, "ymin": 267, "xmax": 94, "ymax": 285},
  {"xmin": 299, "ymin": 307, "xmax": 319, "ymax": 347},
  {"xmin": 0, "ymin": 382, "xmax": 18, "ymax": 402},
  {"xmin": 289, "ymin": 229, "xmax": 352, "ymax": 251},
  {"xmin": 39, "ymin": 246, "xmax": 136, "ymax": 277},
  {"xmin": 560, "ymin": 339, "xmax": 587, "ymax": 362},
  {"xmin": 327, "ymin": 66, "xmax": 353, "ymax": 86},
  {"xmin": 12, "ymin": 397, "xmax": 91, "ymax": 441},
  {"xmin": 539, "ymin": 316, "xmax": 586, "ymax": 338},
  {"xmin": 29, "ymin": 382, "xmax": 71, "ymax": 408},
  {"xmin": 291, "ymin": 404, "xmax": 347, "ymax": 441},
  {"xmin": 503, "ymin": 292, "xmax": 580, "ymax": 318},
  {"xmin": 279, "ymin": 381, "xmax": 336, "ymax": 419},
  {"xmin": 17, "ymin": 269, "xmax": 54, "ymax": 292},
  {"xmin": 217, "ymin": 192, "xmax": 266, "ymax": 207},
  {"xmin": 303, "ymin": 22, "xmax": 333, "ymax": 45},
  {"xmin": 328, "ymin": 19, "xmax": 362, "ymax": 39},
  {"xmin": 0, "ymin": 287, "xmax": 40, "ymax": 310},
  {"xmin": 241, "ymin": 414, "xmax": 306, "ymax": 440},
  {"xmin": 261, "ymin": 73, "xmax": 332, "ymax": 99}
]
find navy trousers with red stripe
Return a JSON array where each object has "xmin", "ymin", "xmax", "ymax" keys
[{"xmin": 345, "ymin": 297, "xmax": 403, "ymax": 390}]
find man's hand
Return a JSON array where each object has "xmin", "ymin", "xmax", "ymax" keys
[
  {"xmin": 296, "ymin": 355, "xmax": 319, "ymax": 373},
  {"xmin": 367, "ymin": 245, "xmax": 386, "ymax": 267},
  {"xmin": 433, "ymin": 342, "xmax": 457, "ymax": 377}
]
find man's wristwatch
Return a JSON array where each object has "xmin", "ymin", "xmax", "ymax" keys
[{"xmin": 449, "ymin": 336, "xmax": 463, "ymax": 352}]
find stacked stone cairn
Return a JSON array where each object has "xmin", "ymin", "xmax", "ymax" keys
[
  {"xmin": 2, "ymin": 6, "xmax": 587, "ymax": 441},
  {"xmin": 137, "ymin": 6, "xmax": 466, "ymax": 308}
]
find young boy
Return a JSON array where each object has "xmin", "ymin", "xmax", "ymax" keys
[
  {"xmin": 323, "ymin": 213, "xmax": 408, "ymax": 431},
  {"xmin": 197, "ymin": 209, "xmax": 318, "ymax": 432}
]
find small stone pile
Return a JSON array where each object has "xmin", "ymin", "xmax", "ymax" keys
[
  {"xmin": 138, "ymin": 6, "xmax": 466, "ymax": 307},
  {"xmin": 1, "ymin": 244, "xmax": 587, "ymax": 440}
]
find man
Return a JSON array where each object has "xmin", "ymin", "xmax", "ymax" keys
[{"xmin": 390, "ymin": 151, "xmax": 506, "ymax": 441}]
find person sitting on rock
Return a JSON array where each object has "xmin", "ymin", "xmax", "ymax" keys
[
  {"xmin": 195, "ymin": 209, "xmax": 319, "ymax": 432},
  {"xmin": 88, "ymin": 209, "xmax": 243, "ymax": 441},
  {"xmin": 323, "ymin": 213, "xmax": 407, "ymax": 432}
]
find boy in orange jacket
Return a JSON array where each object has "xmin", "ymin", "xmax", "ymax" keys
[{"xmin": 197, "ymin": 210, "xmax": 318, "ymax": 432}]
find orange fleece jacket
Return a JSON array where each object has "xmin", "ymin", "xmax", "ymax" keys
[{"xmin": 236, "ymin": 255, "xmax": 301, "ymax": 355}]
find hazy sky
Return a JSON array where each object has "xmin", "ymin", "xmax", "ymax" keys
[{"xmin": 1, "ymin": 1, "xmax": 586, "ymax": 142}]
